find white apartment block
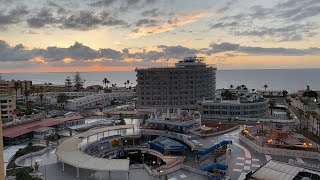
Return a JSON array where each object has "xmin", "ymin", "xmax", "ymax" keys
[{"xmin": 65, "ymin": 92, "xmax": 136, "ymax": 110}]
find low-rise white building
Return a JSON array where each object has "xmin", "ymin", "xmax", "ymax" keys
[
  {"xmin": 33, "ymin": 127, "xmax": 56, "ymax": 140},
  {"xmin": 257, "ymin": 90, "xmax": 284, "ymax": 97},
  {"xmin": 197, "ymin": 90, "xmax": 269, "ymax": 119},
  {"xmin": 65, "ymin": 92, "xmax": 136, "ymax": 110},
  {"xmin": 29, "ymin": 91, "xmax": 98, "ymax": 104}
]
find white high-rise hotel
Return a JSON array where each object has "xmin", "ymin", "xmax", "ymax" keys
[{"xmin": 136, "ymin": 57, "xmax": 216, "ymax": 110}]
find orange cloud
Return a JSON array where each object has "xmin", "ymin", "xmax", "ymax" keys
[
  {"xmin": 28, "ymin": 56, "xmax": 48, "ymax": 64},
  {"xmin": 0, "ymin": 65, "xmax": 138, "ymax": 73},
  {"xmin": 129, "ymin": 12, "xmax": 212, "ymax": 38},
  {"xmin": 86, "ymin": 58, "xmax": 113, "ymax": 62},
  {"xmin": 122, "ymin": 57, "xmax": 143, "ymax": 62},
  {"xmin": 63, "ymin": 57, "xmax": 75, "ymax": 63}
]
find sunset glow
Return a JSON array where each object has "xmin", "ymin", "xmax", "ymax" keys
[{"xmin": 0, "ymin": 0, "xmax": 319, "ymax": 72}]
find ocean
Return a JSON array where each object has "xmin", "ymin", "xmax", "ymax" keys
[{"xmin": 1, "ymin": 69, "xmax": 319, "ymax": 92}]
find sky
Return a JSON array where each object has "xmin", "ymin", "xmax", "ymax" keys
[{"xmin": 0, "ymin": 0, "xmax": 320, "ymax": 72}]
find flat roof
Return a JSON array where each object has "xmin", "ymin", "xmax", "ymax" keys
[
  {"xmin": 34, "ymin": 126, "xmax": 55, "ymax": 132},
  {"xmin": 2, "ymin": 115, "xmax": 84, "ymax": 138},
  {"xmin": 56, "ymin": 124, "xmax": 134, "ymax": 172},
  {"xmin": 250, "ymin": 160, "xmax": 320, "ymax": 180},
  {"xmin": 146, "ymin": 119, "xmax": 199, "ymax": 127}
]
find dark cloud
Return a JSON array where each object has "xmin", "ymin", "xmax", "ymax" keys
[
  {"xmin": 98, "ymin": 48, "xmax": 123, "ymax": 60},
  {"xmin": 206, "ymin": 42, "xmax": 320, "ymax": 56},
  {"xmin": 1, "ymin": 40, "xmax": 319, "ymax": 67},
  {"xmin": 27, "ymin": 9, "xmax": 56, "ymax": 28},
  {"xmin": 89, "ymin": 0, "xmax": 117, "ymax": 7},
  {"xmin": 0, "ymin": 40, "xmax": 38, "ymax": 61},
  {"xmin": 210, "ymin": 0, "xmax": 320, "ymax": 42},
  {"xmin": 26, "ymin": 9, "xmax": 127, "ymax": 30},
  {"xmin": 233, "ymin": 23, "xmax": 318, "ymax": 42},
  {"xmin": 157, "ymin": 45, "xmax": 199, "ymax": 58},
  {"xmin": 141, "ymin": 8, "xmax": 159, "ymax": 17},
  {"xmin": 206, "ymin": 42, "xmax": 240, "ymax": 54},
  {"xmin": 210, "ymin": 22, "xmax": 238, "ymax": 29},
  {"xmin": 216, "ymin": 0, "xmax": 238, "ymax": 14},
  {"xmin": 0, "ymin": 5, "xmax": 29, "ymax": 26},
  {"xmin": 47, "ymin": 1, "xmax": 61, "ymax": 7},
  {"xmin": 62, "ymin": 11, "xmax": 104, "ymax": 30},
  {"xmin": 135, "ymin": 19, "xmax": 158, "ymax": 27}
]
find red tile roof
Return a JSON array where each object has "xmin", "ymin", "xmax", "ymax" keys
[{"xmin": 2, "ymin": 116, "xmax": 84, "ymax": 138}]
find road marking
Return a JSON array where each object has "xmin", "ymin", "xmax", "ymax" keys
[
  {"xmin": 243, "ymin": 166, "xmax": 250, "ymax": 170},
  {"xmin": 238, "ymin": 172, "xmax": 247, "ymax": 180},
  {"xmin": 233, "ymin": 142, "xmax": 252, "ymax": 159},
  {"xmin": 179, "ymin": 174, "xmax": 187, "ymax": 178},
  {"xmin": 237, "ymin": 157, "xmax": 245, "ymax": 160},
  {"xmin": 236, "ymin": 163, "xmax": 244, "ymax": 166},
  {"xmin": 296, "ymin": 158, "xmax": 304, "ymax": 164},
  {"xmin": 252, "ymin": 164, "xmax": 260, "ymax": 168},
  {"xmin": 233, "ymin": 169, "xmax": 242, "ymax": 172},
  {"xmin": 245, "ymin": 160, "xmax": 251, "ymax": 164},
  {"xmin": 265, "ymin": 155, "xmax": 272, "ymax": 161},
  {"xmin": 230, "ymin": 131, "xmax": 239, "ymax": 136},
  {"xmin": 168, "ymin": 178, "xmax": 178, "ymax": 180},
  {"xmin": 50, "ymin": 149, "xmax": 56, "ymax": 154},
  {"xmin": 192, "ymin": 140, "xmax": 199, "ymax": 143},
  {"xmin": 252, "ymin": 158, "xmax": 259, "ymax": 162}
]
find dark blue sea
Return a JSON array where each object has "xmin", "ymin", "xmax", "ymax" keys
[{"xmin": 1, "ymin": 69, "xmax": 319, "ymax": 92}]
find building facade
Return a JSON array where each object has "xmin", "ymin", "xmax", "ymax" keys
[
  {"xmin": 198, "ymin": 90, "xmax": 269, "ymax": 119},
  {"xmin": 0, "ymin": 95, "xmax": 16, "ymax": 123},
  {"xmin": 136, "ymin": 57, "xmax": 216, "ymax": 109},
  {"xmin": 0, "ymin": 79, "xmax": 32, "ymax": 96},
  {"xmin": 33, "ymin": 83, "xmax": 66, "ymax": 92},
  {"xmin": 65, "ymin": 92, "xmax": 136, "ymax": 110}
]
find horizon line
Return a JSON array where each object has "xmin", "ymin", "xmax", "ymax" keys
[{"xmin": 1, "ymin": 67, "xmax": 320, "ymax": 74}]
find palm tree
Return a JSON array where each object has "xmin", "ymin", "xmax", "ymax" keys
[
  {"xmin": 126, "ymin": 80, "xmax": 130, "ymax": 87},
  {"xmin": 39, "ymin": 93, "xmax": 44, "ymax": 106},
  {"xmin": 102, "ymin": 78, "xmax": 110, "ymax": 88},
  {"xmin": 57, "ymin": 93, "xmax": 69, "ymax": 109},
  {"xmin": 30, "ymin": 85, "xmax": 36, "ymax": 96},
  {"xmin": 39, "ymin": 86, "xmax": 45, "ymax": 106},
  {"xmin": 24, "ymin": 90, "xmax": 31, "ymax": 101},
  {"xmin": 263, "ymin": 84, "xmax": 268, "ymax": 91},
  {"xmin": 251, "ymin": 89, "xmax": 256, "ymax": 93},
  {"xmin": 282, "ymin": 90, "xmax": 288, "ymax": 97},
  {"xmin": 230, "ymin": 85, "xmax": 234, "ymax": 89},
  {"xmin": 13, "ymin": 81, "xmax": 21, "ymax": 100},
  {"xmin": 124, "ymin": 82, "xmax": 127, "ymax": 88},
  {"xmin": 269, "ymin": 100, "xmax": 276, "ymax": 115},
  {"xmin": 26, "ymin": 101, "xmax": 34, "ymax": 115}
]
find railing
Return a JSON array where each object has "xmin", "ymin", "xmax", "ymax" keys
[
  {"xmin": 194, "ymin": 125, "xmax": 239, "ymax": 137},
  {"xmin": 181, "ymin": 165, "xmax": 214, "ymax": 177},
  {"xmin": 156, "ymin": 157, "xmax": 185, "ymax": 170},
  {"xmin": 15, "ymin": 145, "xmax": 53, "ymax": 167},
  {"xmin": 290, "ymin": 160, "xmax": 320, "ymax": 171},
  {"xmin": 239, "ymin": 134, "xmax": 320, "ymax": 160}
]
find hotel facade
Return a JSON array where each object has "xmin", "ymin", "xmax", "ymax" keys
[{"xmin": 136, "ymin": 57, "xmax": 216, "ymax": 110}]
